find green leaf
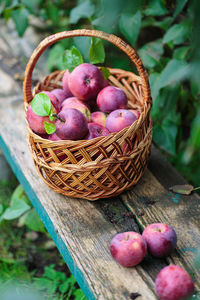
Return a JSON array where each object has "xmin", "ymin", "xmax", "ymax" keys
[
  {"xmin": 119, "ymin": 11, "xmax": 141, "ymax": 46},
  {"xmin": 1, "ymin": 197, "xmax": 30, "ymax": 221},
  {"xmin": 169, "ymin": 184, "xmax": 194, "ymax": 195},
  {"xmin": 44, "ymin": 122, "xmax": 56, "ymax": 135},
  {"xmin": 48, "ymin": 43, "xmax": 65, "ymax": 72},
  {"xmin": 190, "ymin": 110, "xmax": 200, "ymax": 149},
  {"xmin": 34, "ymin": 278, "xmax": 58, "ymax": 295},
  {"xmin": 73, "ymin": 288, "xmax": 86, "ymax": 300},
  {"xmin": 73, "ymin": 36, "xmax": 91, "ymax": 62},
  {"xmin": 173, "ymin": 46, "xmax": 190, "ymax": 60},
  {"xmin": 31, "ymin": 93, "xmax": 52, "ymax": 117},
  {"xmin": 11, "ymin": 7, "xmax": 29, "ymax": 37},
  {"xmin": 19, "ymin": 208, "xmax": 45, "ymax": 232},
  {"xmin": 63, "ymin": 46, "xmax": 83, "ymax": 72},
  {"xmin": 46, "ymin": 1, "xmax": 59, "ymax": 24},
  {"xmin": 149, "ymin": 72, "xmax": 160, "ymax": 100},
  {"xmin": 0, "ymin": 204, "xmax": 3, "ymax": 215},
  {"xmin": 100, "ymin": 67, "xmax": 110, "ymax": 80},
  {"xmin": 11, "ymin": 184, "xmax": 30, "ymax": 205},
  {"xmin": 153, "ymin": 120, "xmax": 178, "ymax": 155},
  {"xmin": 163, "ymin": 20, "xmax": 191, "ymax": 44},
  {"xmin": 59, "ymin": 281, "xmax": 69, "ymax": 294},
  {"xmin": 173, "ymin": 0, "xmax": 188, "ymax": 19},
  {"xmin": 21, "ymin": 0, "xmax": 40, "ymax": 12},
  {"xmin": 145, "ymin": 0, "xmax": 168, "ymax": 16},
  {"xmin": 69, "ymin": 0, "xmax": 95, "ymax": 24},
  {"xmin": 138, "ymin": 39, "xmax": 163, "ymax": 69},
  {"xmin": 89, "ymin": 37, "xmax": 105, "ymax": 64},
  {"xmin": 159, "ymin": 59, "xmax": 189, "ymax": 89}
]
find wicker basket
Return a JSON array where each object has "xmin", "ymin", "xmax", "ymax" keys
[{"xmin": 23, "ymin": 29, "xmax": 152, "ymax": 201}]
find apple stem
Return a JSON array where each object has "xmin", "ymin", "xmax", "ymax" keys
[{"xmin": 51, "ymin": 113, "xmax": 64, "ymax": 123}]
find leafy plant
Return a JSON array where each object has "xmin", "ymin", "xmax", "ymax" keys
[{"xmin": 0, "ymin": 184, "xmax": 45, "ymax": 233}]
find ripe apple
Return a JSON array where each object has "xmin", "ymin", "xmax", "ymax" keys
[
  {"xmin": 142, "ymin": 223, "xmax": 177, "ymax": 257},
  {"xmin": 68, "ymin": 63, "xmax": 104, "ymax": 101},
  {"xmin": 155, "ymin": 265, "xmax": 194, "ymax": 300},
  {"xmin": 110, "ymin": 231, "xmax": 147, "ymax": 267},
  {"xmin": 51, "ymin": 88, "xmax": 69, "ymax": 109},
  {"xmin": 48, "ymin": 132, "xmax": 61, "ymax": 141},
  {"xmin": 27, "ymin": 105, "xmax": 54, "ymax": 134},
  {"xmin": 129, "ymin": 109, "xmax": 140, "ymax": 119},
  {"xmin": 97, "ymin": 86, "xmax": 127, "ymax": 113},
  {"xmin": 62, "ymin": 69, "xmax": 73, "ymax": 97},
  {"xmin": 61, "ymin": 97, "xmax": 91, "ymax": 122},
  {"xmin": 91, "ymin": 111, "xmax": 107, "ymax": 127},
  {"xmin": 86, "ymin": 123, "xmax": 110, "ymax": 139},
  {"xmin": 106, "ymin": 109, "xmax": 137, "ymax": 133},
  {"xmin": 55, "ymin": 108, "xmax": 88, "ymax": 140}
]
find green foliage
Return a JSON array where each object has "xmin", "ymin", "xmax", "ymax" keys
[
  {"xmin": 31, "ymin": 93, "xmax": 52, "ymax": 117},
  {"xmin": 119, "ymin": 11, "xmax": 141, "ymax": 46},
  {"xmin": 0, "ymin": 184, "xmax": 45, "ymax": 233},
  {"xmin": 89, "ymin": 37, "xmax": 105, "ymax": 64},
  {"xmin": 63, "ymin": 46, "xmax": 83, "ymax": 72},
  {"xmin": 44, "ymin": 122, "xmax": 56, "ymax": 135}
]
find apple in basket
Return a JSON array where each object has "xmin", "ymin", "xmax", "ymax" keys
[
  {"xmin": 97, "ymin": 86, "xmax": 128, "ymax": 113},
  {"xmin": 106, "ymin": 109, "xmax": 137, "ymax": 133},
  {"xmin": 68, "ymin": 63, "xmax": 105, "ymax": 101},
  {"xmin": 61, "ymin": 97, "xmax": 91, "ymax": 122},
  {"xmin": 91, "ymin": 111, "xmax": 107, "ymax": 127},
  {"xmin": 27, "ymin": 92, "xmax": 59, "ymax": 135},
  {"xmin": 86, "ymin": 123, "xmax": 110, "ymax": 139}
]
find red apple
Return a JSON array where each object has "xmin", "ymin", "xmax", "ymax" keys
[
  {"xmin": 91, "ymin": 111, "xmax": 107, "ymax": 127},
  {"xmin": 86, "ymin": 123, "xmax": 110, "ymax": 140},
  {"xmin": 62, "ymin": 70, "xmax": 73, "ymax": 97},
  {"xmin": 129, "ymin": 109, "xmax": 140, "ymax": 119},
  {"xmin": 110, "ymin": 232, "xmax": 147, "ymax": 267},
  {"xmin": 51, "ymin": 88, "xmax": 69, "ymax": 109},
  {"xmin": 61, "ymin": 97, "xmax": 91, "ymax": 122},
  {"xmin": 68, "ymin": 63, "xmax": 104, "ymax": 101},
  {"xmin": 106, "ymin": 109, "xmax": 137, "ymax": 133},
  {"xmin": 48, "ymin": 132, "xmax": 61, "ymax": 141},
  {"xmin": 55, "ymin": 108, "xmax": 88, "ymax": 140},
  {"xmin": 97, "ymin": 86, "xmax": 127, "ymax": 113},
  {"xmin": 155, "ymin": 265, "xmax": 194, "ymax": 300},
  {"xmin": 142, "ymin": 223, "xmax": 177, "ymax": 258}
]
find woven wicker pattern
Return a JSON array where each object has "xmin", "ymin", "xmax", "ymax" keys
[{"xmin": 23, "ymin": 30, "xmax": 152, "ymax": 200}]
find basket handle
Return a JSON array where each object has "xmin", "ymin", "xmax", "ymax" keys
[{"xmin": 23, "ymin": 29, "xmax": 151, "ymax": 105}]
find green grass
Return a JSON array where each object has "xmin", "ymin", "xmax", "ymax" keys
[{"xmin": 0, "ymin": 179, "xmax": 86, "ymax": 300}]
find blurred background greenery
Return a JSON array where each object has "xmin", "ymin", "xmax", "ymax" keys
[{"xmin": 0, "ymin": 0, "xmax": 199, "ymax": 299}]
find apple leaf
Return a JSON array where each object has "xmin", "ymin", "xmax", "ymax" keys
[
  {"xmin": 100, "ymin": 67, "xmax": 110, "ymax": 79},
  {"xmin": 11, "ymin": 7, "xmax": 29, "ymax": 37},
  {"xmin": 44, "ymin": 122, "xmax": 56, "ymax": 135},
  {"xmin": 69, "ymin": 0, "xmax": 95, "ymax": 24},
  {"xmin": 169, "ymin": 184, "xmax": 194, "ymax": 195},
  {"xmin": 63, "ymin": 46, "xmax": 83, "ymax": 72},
  {"xmin": 119, "ymin": 11, "xmax": 141, "ymax": 46},
  {"xmin": 31, "ymin": 93, "xmax": 52, "ymax": 117},
  {"xmin": 89, "ymin": 37, "xmax": 105, "ymax": 64}
]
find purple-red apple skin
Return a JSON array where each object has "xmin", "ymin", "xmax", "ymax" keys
[
  {"xmin": 27, "ymin": 105, "xmax": 54, "ymax": 134},
  {"xmin": 97, "ymin": 86, "xmax": 127, "ymax": 113},
  {"xmin": 68, "ymin": 63, "xmax": 104, "ymax": 101},
  {"xmin": 142, "ymin": 223, "xmax": 177, "ymax": 258},
  {"xmin": 48, "ymin": 132, "xmax": 61, "ymax": 141},
  {"xmin": 91, "ymin": 111, "xmax": 107, "ymax": 127},
  {"xmin": 106, "ymin": 109, "xmax": 137, "ymax": 133},
  {"xmin": 86, "ymin": 123, "xmax": 110, "ymax": 140},
  {"xmin": 103, "ymin": 79, "xmax": 110, "ymax": 88},
  {"xmin": 55, "ymin": 108, "xmax": 88, "ymax": 140},
  {"xmin": 129, "ymin": 109, "xmax": 140, "ymax": 119},
  {"xmin": 62, "ymin": 70, "xmax": 73, "ymax": 97},
  {"xmin": 51, "ymin": 89, "xmax": 69, "ymax": 109},
  {"xmin": 110, "ymin": 232, "xmax": 147, "ymax": 267},
  {"xmin": 61, "ymin": 97, "xmax": 91, "ymax": 122},
  {"xmin": 155, "ymin": 265, "xmax": 194, "ymax": 300}
]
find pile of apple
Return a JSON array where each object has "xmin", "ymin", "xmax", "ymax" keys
[
  {"xmin": 110, "ymin": 223, "xmax": 195, "ymax": 300},
  {"xmin": 27, "ymin": 63, "xmax": 140, "ymax": 141}
]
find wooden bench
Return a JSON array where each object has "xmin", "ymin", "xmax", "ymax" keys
[{"xmin": 0, "ymin": 22, "xmax": 200, "ymax": 299}]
